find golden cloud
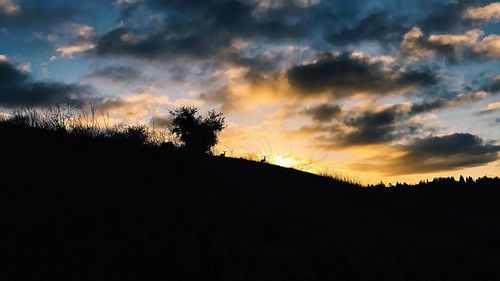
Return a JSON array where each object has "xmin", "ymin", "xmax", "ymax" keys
[
  {"xmin": 428, "ymin": 29, "xmax": 483, "ymax": 45},
  {"xmin": 54, "ymin": 43, "xmax": 96, "ymax": 59},
  {"xmin": 402, "ymin": 27, "xmax": 500, "ymax": 59},
  {"xmin": 474, "ymin": 34, "xmax": 500, "ymax": 58},
  {"xmin": 464, "ymin": 2, "xmax": 500, "ymax": 22}
]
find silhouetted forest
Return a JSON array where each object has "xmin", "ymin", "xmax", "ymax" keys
[
  {"xmin": 1, "ymin": 109, "xmax": 500, "ymax": 281},
  {"xmin": 368, "ymin": 175, "xmax": 500, "ymax": 189}
]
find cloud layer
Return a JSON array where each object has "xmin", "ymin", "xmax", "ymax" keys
[
  {"xmin": 0, "ymin": 60, "xmax": 92, "ymax": 107},
  {"xmin": 287, "ymin": 52, "xmax": 436, "ymax": 97},
  {"xmin": 1, "ymin": 0, "xmax": 498, "ymax": 180},
  {"xmin": 351, "ymin": 133, "xmax": 500, "ymax": 175}
]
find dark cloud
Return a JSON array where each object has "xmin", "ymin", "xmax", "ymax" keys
[
  {"xmin": 91, "ymin": 0, "xmax": 494, "ymax": 95},
  {"xmin": 223, "ymin": 51, "xmax": 287, "ymax": 83},
  {"xmin": 0, "ymin": 1, "xmax": 115, "ymax": 31},
  {"xmin": 418, "ymin": 0, "xmax": 489, "ymax": 32},
  {"xmin": 87, "ymin": 65, "xmax": 143, "ymax": 83},
  {"xmin": 337, "ymin": 92, "xmax": 486, "ymax": 147},
  {"xmin": 327, "ymin": 12, "xmax": 406, "ymax": 46},
  {"xmin": 0, "ymin": 61, "xmax": 92, "ymax": 107},
  {"xmin": 0, "ymin": 4, "xmax": 78, "ymax": 30},
  {"xmin": 286, "ymin": 53, "xmax": 436, "ymax": 97},
  {"xmin": 408, "ymin": 133, "xmax": 497, "ymax": 157},
  {"xmin": 351, "ymin": 133, "xmax": 500, "ymax": 175},
  {"xmin": 419, "ymin": 1, "xmax": 468, "ymax": 32},
  {"xmin": 95, "ymin": 0, "xmax": 492, "ymax": 63},
  {"xmin": 408, "ymin": 91, "xmax": 487, "ymax": 115},
  {"xmin": 408, "ymin": 99, "xmax": 451, "ymax": 116},
  {"xmin": 200, "ymin": 86, "xmax": 237, "ymax": 112},
  {"xmin": 95, "ymin": 26, "xmax": 214, "ymax": 60},
  {"xmin": 299, "ymin": 91, "xmax": 486, "ymax": 149},
  {"xmin": 303, "ymin": 104, "xmax": 342, "ymax": 123},
  {"xmin": 95, "ymin": 0, "xmax": 309, "ymax": 60},
  {"xmin": 325, "ymin": 0, "xmax": 490, "ymax": 46},
  {"xmin": 331, "ymin": 106, "xmax": 418, "ymax": 147},
  {"xmin": 298, "ymin": 105, "xmax": 426, "ymax": 149},
  {"xmin": 483, "ymin": 76, "xmax": 500, "ymax": 94}
]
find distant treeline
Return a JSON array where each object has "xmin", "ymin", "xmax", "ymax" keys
[{"xmin": 368, "ymin": 176, "xmax": 500, "ymax": 189}]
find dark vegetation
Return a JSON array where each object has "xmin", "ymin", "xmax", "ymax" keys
[
  {"xmin": 1, "ymin": 108, "xmax": 500, "ymax": 281},
  {"xmin": 169, "ymin": 106, "xmax": 226, "ymax": 154}
]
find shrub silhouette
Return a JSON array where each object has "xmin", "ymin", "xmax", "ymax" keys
[
  {"xmin": 169, "ymin": 106, "xmax": 226, "ymax": 155},
  {"xmin": 9, "ymin": 106, "xmax": 74, "ymax": 131},
  {"xmin": 113, "ymin": 125, "xmax": 149, "ymax": 145}
]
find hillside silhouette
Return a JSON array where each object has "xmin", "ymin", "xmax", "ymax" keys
[{"xmin": 1, "ymin": 112, "xmax": 500, "ymax": 281}]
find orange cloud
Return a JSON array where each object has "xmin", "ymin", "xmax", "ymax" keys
[
  {"xmin": 402, "ymin": 27, "xmax": 500, "ymax": 59},
  {"xmin": 54, "ymin": 43, "xmax": 96, "ymax": 59},
  {"xmin": 464, "ymin": 2, "xmax": 500, "ymax": 22}
]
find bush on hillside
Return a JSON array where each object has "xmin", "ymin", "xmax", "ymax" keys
[{"xmin": 168, "ymin": 106, "xmax": 226, "ymax": 155}]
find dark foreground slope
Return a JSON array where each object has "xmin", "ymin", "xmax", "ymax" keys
[{"xmin": 1, "ymin": 126, "xmax": 500, "ymax": 281}]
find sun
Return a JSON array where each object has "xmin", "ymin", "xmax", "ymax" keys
[{"xmin": 271, "ymin": 155, "xmax": 299, "ymax": 169}]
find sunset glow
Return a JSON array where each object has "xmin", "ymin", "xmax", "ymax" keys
[
  {"xmin": 272, "ymin": 155, "xmax": 297, "ymax": 169},
  {"xmin": 0, "ymin": 0, "xmax": 499, "ymax": 184}
]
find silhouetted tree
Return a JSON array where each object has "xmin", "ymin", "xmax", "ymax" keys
[
  {"xmin": 118, "ymin": 125, "xmax": 149, "ymax": 145},
  {"xmin": 459, "ymin": 175, "xmax": 465, "ymax": 185},
  {"xmin": 168, "ymin": 106, "xmax": 226, "ymax": 155},
  {"xmin": 466, "ymin": 176, "xmax": 474, "ymax": 185}
]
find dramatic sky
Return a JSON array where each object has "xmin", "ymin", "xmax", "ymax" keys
[{"xmin": 1, "ymin": 0, "xmax": 499, "ymax": 183}]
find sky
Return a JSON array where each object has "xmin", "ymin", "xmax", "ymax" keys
[{"xmin": 0, "ymin": 0, "xmax": 499, "ymax": 184}]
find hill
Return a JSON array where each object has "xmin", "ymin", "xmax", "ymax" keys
[{"xmin": 1, "ymin": 122, "xmax": 500, "ymax": 281}]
